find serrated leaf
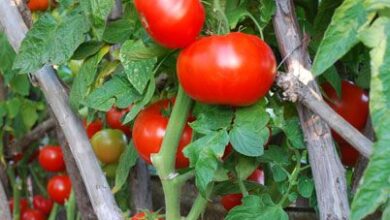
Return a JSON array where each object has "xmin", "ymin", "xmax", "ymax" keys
[
  {"xmin": 112, "ymin": 141, "xmax": 138, "ymax": 193},
  {"xmin": 312, "ymin": 0, "xmax": 375, "ymax": 76},
  {"xmin": 270, "ymin": 164, "xmax": 287, "ymax": 182},
  {"xmin": 351, "ymin": 17, "xmax": 390, "ymax": 220},
  {"xmin": 13, "ymin": 12, "xmax": 90, "ymax": 73},
  {"xmin": 81, "ymin": 0, "xmax": 114, "ymax": 39},
  {"xmin": 259, "ymin": 146, "xmax": 291, "ymax": 166},
  {"xmin": 281, "ymin": 117, "xmax": 305, "ymax": 149},
  {"xmin": 226, "ymin": 195, "xmax": 288, "ymax": 220},
  {"xmin": 72, "ymin": 41, "xmax": 104, "ymax": 60},
  {"xmin": 226, "ymin": 6, "xmax": 249, "ymax": 29},
  {"xmin": 190, "ymin": 104, "xmax": 234, "ymax": 134},
  {"xmin": 85, "ymin": 74, "xmax": 142, "ymax": 111},
  {"xmin": 259, "ymin": 0, "xmax": 276, "ymax": 28},
  {"xmin": 229, "ymin": 126, "xmax": 268, "ymax": 157},
  {"xmin": 298, "ymin": 176, "xmax": 314, "ymax": 198},
  {"xmin": 103, "ymin": 18, "xmax": 133, "ymax": 44},
  {"xmin": 234, "ymin": 100, "xmax": 270, "ymax": 130},
  {"xmin": 69, "ymin": 47, "xmax": 109, "ymax": 110},
  {"xmin": 0, "ymin": 32, "xmax": 18, "ymax": 82},
  {"xmin": 183, "ymin": 130, "xmax": 230, "ymax": 195}
]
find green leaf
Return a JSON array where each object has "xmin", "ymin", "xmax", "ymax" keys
[
  {"xmin": 13, "ymin": 11, "xmax": 90, "ymax": 73},
  {"xmin": 322, "ymin": 66, "xmax": 342, "ymax": 97},
  {"xmin": 85, "ymin": 73, "xmax": 142, "ymax": 111},
  {"xmin": 313, "ymin": 0, "xmax": 343, "ymax": 36},
  {"xmin": 226, "ymin": 6, "xmax": 248, "ymax": 29},
  {"xmin": 20, "ymin": 99, "xmax": 40, "ymax": 130},
  {"xmin": 235, "ymin": 156, "xmax": 260, "ymax": 180},
  {"xmin": 112, "ymin": 141, "xmax": 138, "ymax": 193},
  {"xmin": 312, "ymin": 0, "xmax": 375, "ymax": 76},
  {"xmin": 72, "ymin": 41, "xmax": 104, "ymax": 60},
  {"xmin": 0, "ymin": 32, "xmax": 18, "ymax": 82},
  {"xmin": 259, "ymin": 0, "xmax": 276, "ymax": 28},
  {"xmin": 229, "ymin": 126, "xmax": 268, "ymax": 157},
  {"xmin": 234, "ymin": 100, "xmax": 270, "ymax": 130},
  {"xmin": 120, "ymin": 40, "xmax": 164, "ymax": 94},
  {"xmin": 9, "ymin": 75, "xmax": 30, "ymax": 96},
  {"xmin": 270, "ymin": 164, "xmax": 287, "ymax": 182},
  {"xmin": 281, "ymin": 117, "xmax": 305, "ymax": 149},
  {"xmin": 103, "ymin": 18, "xmax": 133, "ymax": 44},
  {"xmin": 226, "ymin": 195, "xmax": 288, "ymax": 220},
  {"xmin": 6, "ymin": 98, "xmax": 21, "ymax": 118},
  {"xmin": 351, "ymin": 17, "xmax": 390, "ymax": 220},
  {"xmin": 69, "ymin": 47, "xmax": 109, "ymax": 110},
  {"xmin": 298, "ymin": 176, "xmax": 314, "ymax": 198},
  {"xmin": 190, "ymin": 104, "xmax": 234, "ymax": 134},
  {"xmin": 259, "ymin": 146, "xmax": 291, "ymax": 166},
  {"xmin": 183, "ymin": 130, "xmax": 230, "ymax": 195},
  {"xmin": 214, "ymin": 181, "xmax": 266, "ymax": 196},
  {"xmin": 81, "ymin": 0, "xmax": 114, "ymax": 39}
]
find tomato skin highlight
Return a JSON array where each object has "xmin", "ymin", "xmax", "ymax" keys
[
  {"xmin": 33, "ymin": 195, "xmax": 53, "ymax": 216},
  {"xmin": 83, "ymin": 119, "xmax": 103, "ymax": 139},
  {"xmin": 106, "ymin": 107, "xmax": 132, "ymax": 137},
  {"xmin": 221, "ymin": 194, "xmax": 243, "ymax": 211},
  {"xmin": 38, "ymin": 146, "xmax": 66, "ymax": 172},
  {"xmin": 47, "ymin": 175, "xmax": 72, "ymax": 204},
  {"xmin": 91, "ymin": 129, "xmax": 127, "ymax": 164},
  {"xmin": 177, "ymin": 32, "xmax": 276, "ymax": 106},
  {"xmin": 322, "ymin": 80, "xmax": 369, "ymax": 142},
  {"xmin": 28, "ymin": 0, "xmax": 49, "ymax": 11},
  {"xmin": 21, "ymin": 209, "xmax": 46, "ymax": 220},
  {"xmin": 133, "ymin": 99, "xmax": 192, "ymax": 168},
  {"xmin": 134, "ymin": 0, "xmax": 205, "ymax": 49}
]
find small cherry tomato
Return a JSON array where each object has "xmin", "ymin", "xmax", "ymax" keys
[
  {"xmin": 131, "ymin": 212, "xmax": 162, "ymax": 220},
  {"xmin": 247, "ymin": 168, "xmax": 265, "ymax": 185},
  {"xmin": 9, "ymin": 197, "xmax": 29, "ymax": 214},
  {"xmin": 83, "ymin": 119, "xmax": 103, "ymax": 139},
  {"xmin": 177, "ymin": 32, "xmax": 276, "ymax": 106},
  {"xmin": 134, "ymin": 0, "xmax": 205, "ymax": 49},
  {"xmin": 322, "ymin": 80, "xmax": 369, "ymax": 142},
  {"xmin": 33, "ymin": 195, "xmax": 53, "ymax": 216},
  {"xmin": 27, "ymin": 0, "xmax": 49, "ymax": 11},
  {"xmin": 220, "ymin": 194, "xmax": 243, "ymax": 211},
  {"xmin": 339, "ymin": 142, "xmax": 359, "ymax": 167},
  {"xmin": 38, "ymin": 146, "xmax": 65, "ymax": 172},
  {"xmin": 47, "ymin": 175, "xmax": 72, "ymax": 204},
  {"xmin": 132, "ymin": 99, "xmax": 192, "ymax": 168},
  {"xmin": 91, "ymin": 129, "xmax": 127, "ymax": 164},
  {"xmin": 106, "ymin": 106, "xmax": 132, "ymax": 137},
  {"xmin": 21, "ymin": 209, "xmax": 46, "ymax": 220}
]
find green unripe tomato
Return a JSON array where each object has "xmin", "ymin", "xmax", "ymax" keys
[{"xmin": 91, "ymin": 129, "xmax": 127, "ymax": 164}]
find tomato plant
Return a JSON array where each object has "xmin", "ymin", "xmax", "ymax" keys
[
  {"xmin": 134, "ymin": 0, "xmax": 205, "ymax": 49},
  {"xmin": 38, "ymin": 146, "xmax": 65, "ymax": 172},
  {"xmin": 91, "ymin": 129, "xmax": 127, "ymax": 164},
  {"xmin": 177, "ymin": 32, "xmax": 276, "ymax": 106},
  {"xmin": 83, "ymin": 119, "xmax": 103, "ymax": 139},
  {"xmin": 27, "ymin": 0, "xmax": 49, "ymax": 11},
  {"xmin": 322, "ymin": 80, "xmax": 369, "ymax": 143},
  {"xmin": 106, "ymin": 106, "xmax": 132, "ymax": 137},
  {"xmin": 132, "ymin": 99, "xmax": 192, "ymax": 168},
  {"xmin": 21, "ymin": 209, "xmax": 46, "ymax": 220},
  {"xmin": 47, "ymin": 175, "xmax": 72, "ymax": 204},
  {"xmin": 33, "ymin": 195, "xmax": 53, "ymax": 216}
]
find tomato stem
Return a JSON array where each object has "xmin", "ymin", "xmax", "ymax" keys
[
  {"xmin": 238, "ymin": 179, "xmax": 249, "ymax": 197},
  {"xmin": 278, "ymin": 149, "xmax": 301, "ymax": 206},
  {"xmin": 152, "ymin": 86, "xmax": 193, "ymax": 220},
  {"xmin": 48, "ymin": 203, "xmax": 59, "ymax": 220},
  {"xmin": 186, "ymin": 185, "xmax": 213, "ymax": 220}
]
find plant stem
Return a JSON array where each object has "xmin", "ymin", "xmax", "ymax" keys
[
  {"xmin": 48, "ymin": 203, "xmax": 59, "ymax": 220},
  {"xmin": 238, "ymin": 179, "xmax": 249, "ymax": 197},
  {"xmin": 152, "ymin": 86, "xmax": 193, "ymax": 220},
  {"xmin": 244, "ymin": 12, "xmax": 264, "ymax": 39},
  {"xmin": 174, "ymin": 170, "xmax": 195, "ymax": 186},
  {"xmin": 29, "ymin": 167, "xmax": 47, "ymax": 197},
  {"xmin": 66, "ymin": 190, "xmax": 76, "ymax": 220},
  {"xmin": 186, "ymin": 185, "xmax": 213, "ymax": 220},
  {"xmin": 278, "ymin": 149, "xmax": 301, "ymax": 206}
]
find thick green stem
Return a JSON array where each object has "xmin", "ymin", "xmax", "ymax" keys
[
  {"xmin": 238, "ymin": 179, "xmax": 249, "ymax": 197},
  {"xmin": 186, "ymin": 185, "xmax": 213, "ymax": 220},
  {"xmin": 152, "ymin": 86, "xmax": 193, "ymax": 220}
]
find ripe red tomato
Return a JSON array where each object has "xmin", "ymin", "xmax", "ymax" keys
[
  {"xmin": 177, "ymin": 32, "xmax": 276, "ymax": 106},
  {"xmin": 221, "ymin": 194, "xmax": 243, "ymax": 211},
  {"xmin": 9, "ymin": 197, "xmax": 29, "ymax": 214},
  {"xmin": 91, "ymin": 129, "xmax": 127, "ymax": 164},
  {"xmin": 131, "ymin": 212, "xmax": 162, "ymax": 220},
  {"xmin": 83, "ymin": 119, "xmax": 103, "ymax": 139},
  {"xmin": 133, "ymin": 99, "xmax": 192, "ymax": 168},
  {"xmin": 38, "ymin": 146, "xmax": 65, "ymax": 172},
  {"xmin": 21, "ymin": 209, "xmax": 46, "ymax": 220},
  {"xmin": 247, "ymin": 168, "xmax": 265, "ymax": 185},
  {"xmin": 47, "ymin": 175, "xmax": 71, "ymax": 204},
  {"xmin": 134, "ymin": 0, "xmax": 205, "ymax": 48},
  {"xmin": 339, "ymin": 142, "xmax": 359, "ymax": 167},
  {"xmin": 322, "ymin": 80, "xmax": 369, "ymax": 142},
  {"xmin": 106, "ymin": 107, "xmax": 132, "ymax": 137},
  {"xmin": 27, "ymin": 0, "xmax": 49, "ymax": 11},
  {"xmin": 33, "ymin": 195, "xmax": 53, "ymax": 215}
]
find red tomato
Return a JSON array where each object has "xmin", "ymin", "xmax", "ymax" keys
[
  {"xmin": 9, "ymin": 197, "xmax": 29, "ymax": 214},
  {"xmin": 38, "ymin": 146, "xmax": 65, "ymax": 172},
  {"xmin": 131, "ymin": 212, "xmax": 162, "ymax": 220},
  {"xmin": 83, "ymin": 119, "xmax": 103, "ymax": 139},
  {"xmin": 47, "ymin": 175, "xmax": 71, "ymax": 204},
  {"xmin": 322, "ymin": 80, "xmax": 369, "ymax": 142},
  {"xmin": 339, "ymin": 142, "xmax": 359, "ymax": 167},
  {"xmin": 133, "ymin": 99, "xmax": 192, "ymax": 168},
  {"xmin": 21, "ymin": 209, "xmax": 46, "ymax": 220},
  {"xmin": 134, "ymin": 0, "xmax": 205, "ymax": 48},
  {"xmin": 33, "ymin": 195, "xmax": 53, "ymax": 215},
  {"xmin": 27, "ymin": 0, "xmax": 49, "ymax": 11},
  {"xmin": 106, "ymin": 107, "xmax": 132, "ymax": 137},
  {"xmin": 247, "ymin": 168, "xmax": 265, "ymax": 185},
  {"xmin": 221, "ymin": 194, "xmax": 243, "ymax": 211},
  {"xmin": 177, "ymin": 32, "xmax": 276, "ymax": 106}
]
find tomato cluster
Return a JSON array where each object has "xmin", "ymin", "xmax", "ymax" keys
[
  {"xmin": 322, "ymin": 80, "xmax": 369, "ymax": 167},
  {"xmin": 9, "ymin": 196, "xmax": 53, "ymax": 219}
]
